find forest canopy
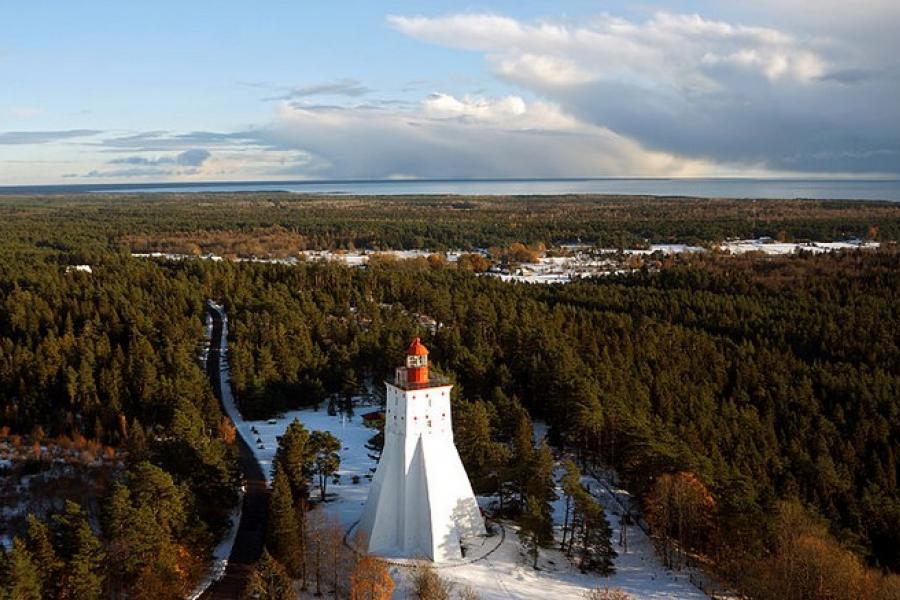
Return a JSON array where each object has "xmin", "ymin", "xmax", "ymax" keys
[{"xmin": 0, "ymin": 193, "xmax": 898, "ymax": 598}]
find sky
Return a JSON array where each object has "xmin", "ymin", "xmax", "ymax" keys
[{"xmin": 1, "ymin": 0, "xmax": 899, "ymax": 184}]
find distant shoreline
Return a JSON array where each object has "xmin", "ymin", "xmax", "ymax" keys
[{"xmin": 1, "ymin": 177, "xmax": 900, "ymax": 201}]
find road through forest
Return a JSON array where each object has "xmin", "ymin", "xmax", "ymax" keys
[{"xmin": 201, "ymin": 304, "xmax": 268, "ymax": 599}]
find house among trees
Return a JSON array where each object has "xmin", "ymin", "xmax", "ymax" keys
[{"xmin": 361, "ymin": 410, "xmax": 384, "ymax": 426}]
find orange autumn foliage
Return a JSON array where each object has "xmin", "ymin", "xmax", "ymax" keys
[
  {"xmin": 218, "ymin": 416, "xmax": 237, "ymax": 445},
  {"xmin": 350, "ymin": 555, "xmax": 394, "ymax": 600},
  {"xmin": 645, "ymin": 471, "xmax": 716, "ymax": 565}
]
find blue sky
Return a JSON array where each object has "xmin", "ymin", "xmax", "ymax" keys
[{"xmin": 2, "ymin": 1, "xmax": 899, "ymax": 184}]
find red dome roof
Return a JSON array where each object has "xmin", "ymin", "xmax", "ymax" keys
[{"xmin": 407, "ymin": 337, "xmax": 429, "ymax": 356}]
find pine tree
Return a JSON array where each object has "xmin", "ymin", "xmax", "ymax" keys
[
  {"xmin": 127, "ymin": 417, "xmax": 148, "ymax": 461},
  {"xmin": 527, "ymin": 441, "xmax": 558, "ymax": 512},
  {"xmin": 267, "ymin": 470, "xmax": 303, "ymax": 576},
  {"xmin": 455, "ymin": 399, "xmax": 510, "ymax": 495},
  {"xmin": 509, "ymin": 412, "xmax": 535, "ymax": 510},
  {"xmin": 53, "ymin": 501, "xmax": 105, "ymax": 600},
  {"xmin": 106, "ymin": 483, "xmax": 166, "ymax": 589},
  {"xmin": 571, "ymin": 392, "xmax": 604, "ymax": 465},
  {"xmin": 560, "ymin": 459, "xmax": 582, "ymax": 551},
  {"xmin": 519, "ymin": 439, "xmax": 558, "ymax": 561},
  {"xmin": 67, "ymin": 519, "xmax": 105, "ymax": 600},
  {"xmin": 520, "ymin": 496, "xmax": 553, "ymax": 569},
  {"xmin": 25, "ymin": 514, "xmax": 60, "ymax": 597},
  {"xmin": 275, "ymin": 418, "xmax": 312, "ymax": 500},
  {"xmin": 126, "ymin": 461, "xmax": 188, "ymax": 537},
  {"xmin": 310, "ymin": 430, "xmax": 341, "ymax": 500},
  {"xmin": 4, "ymin": 539, "xmax": 42, "ymax": 600},
  {"xmin": 572, "ymin": 487, "xmax": 616, "ymax": 574},
  {"xmin": 0, "ymin": 546, "xmax": 8, "ymax": 600}
]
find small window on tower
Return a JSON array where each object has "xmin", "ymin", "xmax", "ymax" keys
[{"xmin": 407, "ymin": 354, "xmax": 427, "ymax": 368}]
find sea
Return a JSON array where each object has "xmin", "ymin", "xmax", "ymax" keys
[{"xmin": 2, "ymin": 178, "xmax": 900, "ymax": 201}]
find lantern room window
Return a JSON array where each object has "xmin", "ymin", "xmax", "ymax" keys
[{"xmin": 407, "ymin": 354, "xmax": 427, "ymax": 368}]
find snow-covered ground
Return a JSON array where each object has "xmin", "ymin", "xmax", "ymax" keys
[
  {"xmin": 210, "ymin": 304, "xmax": 709, "ymax": 599},
  {"xmin": 718, "ymin": 238, "xmax": 879, "ymax": 254},
  {"xmin": 187, "ymin": 498, "xmax": 242, "ymax": 600},
  {"xmin": 623, "ymin": 244, "xmax": 706, "ymax": 256},
  {"xmin": 133, "ymin": 249, "xmax": 472, "ymax": 267},
  {"xmin": 212, "ymin": 303, "xmax": 376, "ymax": 526},
  {"xmin": 135, "ymin": 238, "xmax": 880, "ymax": 287},
  {"xmin": 185, "ymin": 304, "xmax": 245, "ymax": 599},
  {"xmin": 562, "ymin": 476, "xmax": 709, "ymax": 599}
]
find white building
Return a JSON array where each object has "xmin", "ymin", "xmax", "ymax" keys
[{"xmin": 358, "ymin": 338, "xmax": 485, "ymax": 562}]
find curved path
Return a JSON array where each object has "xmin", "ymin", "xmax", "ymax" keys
[
  {"xmin": 201, "ymin": 304, "xmax": 269, "ymax": 599},
  {"xmin": 342, "ymin": 519, "xmax": 507, "ymax": 569}
]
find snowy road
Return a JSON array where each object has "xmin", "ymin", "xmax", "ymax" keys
[{"xmin": 197, "ymin": 303, "xmax": 269, "ymax": 600}]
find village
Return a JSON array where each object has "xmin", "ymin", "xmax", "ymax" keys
[{"xmin": 133, "ymin": 237, "xmax": 880, "ymax": 285}]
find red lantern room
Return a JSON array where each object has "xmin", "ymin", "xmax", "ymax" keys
[{"xmin": 406, "ymin": 337, "xmax": 429, "ymax": 384}]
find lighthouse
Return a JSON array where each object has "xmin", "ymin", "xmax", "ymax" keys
[{"xmin": 358, "ymin": 337, "xmax": 486, "ymax": 562}]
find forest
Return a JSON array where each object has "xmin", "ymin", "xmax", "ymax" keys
[
  {"xmin": 2, "ymin": 193, "xmax": 899, "ymax": 257},
  {"xmin": 0, "ymin": 193, "xmax": 898, "ymax": 599}
]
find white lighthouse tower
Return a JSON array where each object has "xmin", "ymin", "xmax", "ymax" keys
[{"xmin": 358, "ymin": 337, "xmax": 485, "ymax": 562}]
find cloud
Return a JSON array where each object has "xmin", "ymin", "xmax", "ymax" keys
[
  {"xmin": 251, "ymin": 95, "xmax": 724, "ymax": 179},
  {"xmin": 81, "ymin": 167, "xmax": 191, "ymax": 178},
  {"xmin": 108, "ymin": 148, "xmax": 211, "ymax": 167},
  {"xmin": 63, "ymin": 93, "xmax": 776, "ymax": 181},
  {"xmin": 72, "ymin": 138, "xmax": 319, "ymax": 180},
  {"xmin": 389, "ymin": 11, "xmax": 900, "ymax": 174},
  {"xmin": 390, "ymin": 12, "xmax": 834, "ymax": 88},
  {"xmin": 265, "ymin": 78, "xmax": 371, "ymax": 101},
  {"xmin": 0, "ymin": 129, "xmax": 102, "ymax": 145},
  {"xmin": 98, "ymin": 131, "xmax": 252, "ymax": 151}
]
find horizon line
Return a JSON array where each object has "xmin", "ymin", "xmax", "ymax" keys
[{"xmin": 3, "ymin": 175, "xmax": 900, "ymax": 194}]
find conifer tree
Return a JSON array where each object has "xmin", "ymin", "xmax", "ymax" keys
[
  {"xmin": 25, "ymin": 514, "xmax": 60, "ymax": 597},
  {"xmin": 571, "ymin": 487, "xmax": 616, "ymax": 574},
  {"xmin": 520, "ymin": 496, "xmax": 553, "ymax": 569},
  {"xmin": 561, "ymin": 459, "xmax": 582, "ymax": 551},
  {"xmin": 527, "ymin": 441, "xmax": 558, "ymax": 511},
  {"xmin": 126, "ymin": 462, "xmax": 188, "ymax": 537},
  {"xmin": 267, "ymin": 470, "xmax": 304, "ymax": 576},
  {"xmin": 455, "ymin": 399, "xmax": 510, "ymax": 495},
  {"xmin": 51, "ymin": 502, "xmax": 105, "ymax": 600},
  {"xmin": 106, "ymin": 484, "xmax": 152, "ymax": 585},
  {"xmin": 509, "ymin": 412, "xmax": 535, "ymax": 510},
  {"xmin": 310, "ymin": 430, "xmax": 341, "ymax": 500},
  {"xmin": 67, "ymin": 520, "xmax": 105, "ymax": 600},
  {"xmin": 0, "ymin": 546, "xmax": 7, "ymax": 600},
  {"xmin": 4, "ymin": 539, "xmax": 42, "ymax": 600},
  {"xmin": 275, "ymin": 418, "xmax": 312, "ymax": 500},
  {"xmin": 127, "ymin": 417, "xmax": 148, "ymax": 461}
]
